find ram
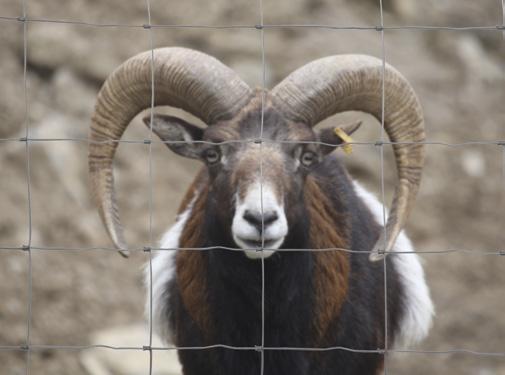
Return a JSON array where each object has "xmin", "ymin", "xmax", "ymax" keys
[{"xmin": 89, "ymin": 47, "xmax": 433, "ymax": 375}]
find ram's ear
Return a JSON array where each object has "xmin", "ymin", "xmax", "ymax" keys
[
  {"xmin": 143, "ymin": 114, "xmax": 204, "ymax": 159},
  {"xmin": 316, "ymin": 120, "xmax": 362, "ymax": 155}
]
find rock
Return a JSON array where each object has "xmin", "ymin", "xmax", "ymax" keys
[
  {"xmin": 80, "ymin": 324, "xmax": 182, "ymax": 375},
  {"xmin": 390, "ymin": 0, "xmax": 500, "ymax": 25},
  {"xmin": 52, "ymin": 68, "xmax": 97, "ymax": 118},
  {"xmin": 460, "ymin": 150, "xmax": 486, "ymax": 178},
  {"xmin": 27, "ymin": 23, "xmax": 146, "ymax": 82},
  {"xmin": 229, "ymin": 58, "xmax": 273, "ymax": 88},
  {"xmin": 30, "ymin": 113, "xmax": 89, "ymax": 204},
  {"xmin": 454, "ymin": 35, "xmax": 503, "ymax": 87},
  {"xmin": 0, "ymin": 49, "xmax": 26, "ymax": 137},
  {"xmin": 390, "ymin": 0, "xmax": 418, "ymax": 21},
  {"xmin": 431, "ymin": 33, "xmax": 503, "ymax": 87}
]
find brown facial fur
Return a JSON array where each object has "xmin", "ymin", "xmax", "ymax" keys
[
  {"xmin": 205, "ymin": 91, "xmax": 315, "ymax": 143},
  {"xmin": 193, "ymin": 91, "xmax": 320, "ymax": 208},
  {"xmin": 203, "ymin": 93, "xmax": 263, "ymax": 142},
  {"xmin": 305, "ymin": 176, "xmax": 350, "ymax": 345},
  {"xmin": 231, "ymin": 144, "xmax": 287, "ymax": 202}
]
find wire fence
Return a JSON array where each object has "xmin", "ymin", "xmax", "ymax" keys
[{"xmin": 0, "ymin": 0, "xmax": 504, "ymax": 374}]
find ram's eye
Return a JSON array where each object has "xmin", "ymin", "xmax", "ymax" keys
[
  {"xmin": 301, "ymin": 151, "xmax": 317, "ymax": 167},
  {"xmin": 204, "ymin": 148, "xmax": 221, "ymax": 164}
]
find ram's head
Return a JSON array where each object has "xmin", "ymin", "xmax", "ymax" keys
[{"xmin": 89, "ymin": 47, "xmax": 424, "ymax": 259}]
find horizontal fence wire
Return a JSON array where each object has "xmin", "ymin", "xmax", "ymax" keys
[
  {"xmin": 0, "ymin": 0, "xmax": 504, "ymax": 373},
  {"xmin": 2, "ymin": 137, "xmax": 505, "ymax": 147},
  {"xmin": 0, "ymin": 245, "xmax": 505, "ymax": 255},
  {"xmin": 1, "ymin": 15, "xmax": 504, "ymax": 30},
  {"xmin": 1, "ymin": 344, "xmax": 505, "ymax": 357}
]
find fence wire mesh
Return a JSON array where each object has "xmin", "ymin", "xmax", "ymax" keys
[{"xmin": 0, "ymin": 0, "xmax": 504, "ymax": 374}]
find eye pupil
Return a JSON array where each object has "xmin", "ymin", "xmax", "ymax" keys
[
  {"xmin": 205, "ymin": 149, "xmax": 220, "ymax": 164},
  {"xmin": 301, "ymin": 151, "xmax": 316, "ymax": 166}
]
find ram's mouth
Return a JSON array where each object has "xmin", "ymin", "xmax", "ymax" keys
[{"xmin": 233, "ymin": 236, "xmax": 285, "ymax": 254}]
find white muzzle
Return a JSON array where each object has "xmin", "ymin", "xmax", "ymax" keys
[{"xmin": 231, "ymin": 181, "xmax": 288, "ymax": 259}]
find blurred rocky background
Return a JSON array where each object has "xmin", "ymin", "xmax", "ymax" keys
[{"xmin": 0, "ymin": 0, "xmax": 504, "ymax": 374}]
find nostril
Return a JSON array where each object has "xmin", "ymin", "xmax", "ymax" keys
[
  {"xmin": 243, "ymin": 210, "xmax": 278, "ymax": 231},
  {"xmin": 243, "ymin": 210, "xmax": 262, "ymax": 228},
  {"xmin": 263, "ymin": 211, "xmax": 278, "ymax": 225}
]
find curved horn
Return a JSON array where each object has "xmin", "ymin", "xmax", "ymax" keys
[
  {"xmin": 271, "ymin": 55, "xmax": 424, "ymax": 261},
  {"xmin": 89, "ymin": 47, "xmax": 252, "ymax": 256}
]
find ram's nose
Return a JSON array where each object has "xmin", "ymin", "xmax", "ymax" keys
[{"xmin": 243, "ymin": 210, "xmax": 279, "ymax": 233}]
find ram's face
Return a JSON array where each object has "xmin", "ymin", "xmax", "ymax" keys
[
  {"xmin": 201, "ymin": 111, "xmax": 318, "ymax": 258},
  {"xmin": 145, "ymin": 98, "xmax": 359, "ymax": 258}
]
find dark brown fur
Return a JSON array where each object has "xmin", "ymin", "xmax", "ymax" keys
[{"xmin": 305, "ymin": 176, "xmax": 350, "ymax": 345}]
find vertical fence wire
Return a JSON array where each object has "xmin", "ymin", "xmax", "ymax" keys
[
  {"xmin": 145, "ymin": 0, "xmax": 155, "ymax": 374},
  {"xmin": 502, "ymin": 145, "xmax": 505, "ymax": 249},
  {"xmin": 502, "ymin": 0, "xmax": 505, "ymax": 39},
  {"xmin": 378, "ymin": 0, "xmax": 389, "ymax": 373},
  {"xmin": 20, "ymin": 0, "xmax": 33, "ymax": 374},
  {"xmin": 499, "ymin": 0, "xmax": 505, "ymax": 260},
  {"xmin": 257, "ymin": 0, "xmax": 267, "ymax": 374}
]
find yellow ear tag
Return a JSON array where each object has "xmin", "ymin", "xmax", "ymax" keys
[{"xmin": 334, "ymin": 127, "xmax": 354, "ymax": 155}]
